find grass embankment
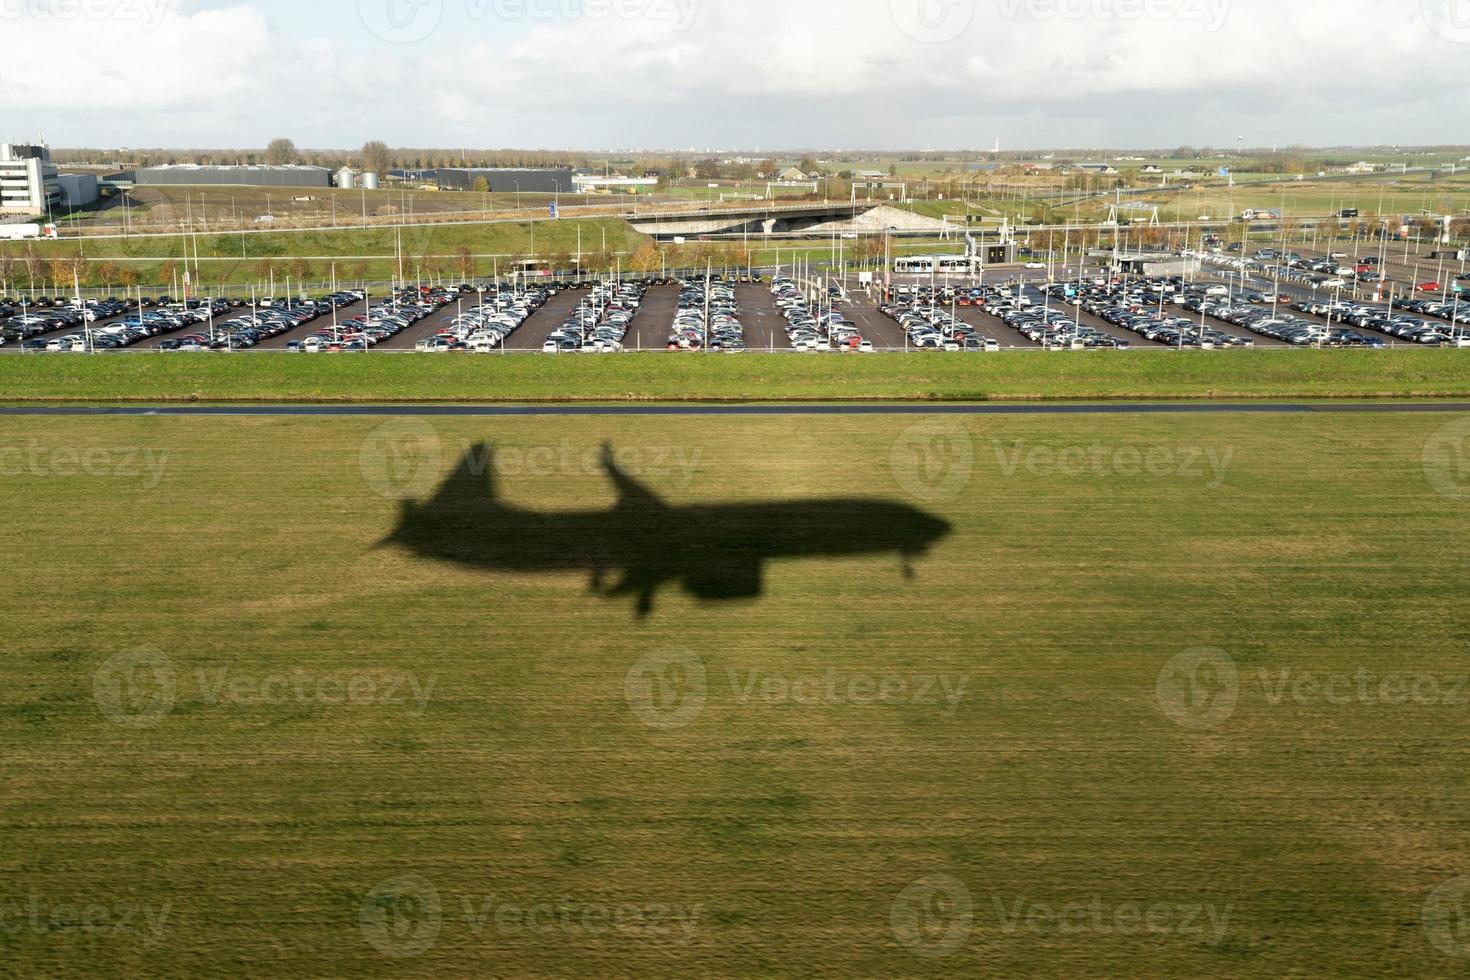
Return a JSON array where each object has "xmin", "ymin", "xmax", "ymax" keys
[
  {"xmin": 1, "ymin": 413, "xmax": 1468, "ymax": 975},
  {"xmin": 1, "ymin": 350, "xmax": 1469, "ymax": 403}
]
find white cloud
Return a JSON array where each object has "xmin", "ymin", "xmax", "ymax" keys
[{"xmin": 3, "ymin": 0, "xmax": 1466, "ymax": 148}]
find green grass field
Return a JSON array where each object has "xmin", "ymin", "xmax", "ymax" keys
[
  {"xmin": 3, "ymin": 411, "xmax": 1469, "ymax": 976},
  {"xmin": 3, "ymin": 351, "xmax": 1470, "ymax": 403},
  {"xmin": 0, "ymin": 219, "xmax": 650, "ymax": 290}
]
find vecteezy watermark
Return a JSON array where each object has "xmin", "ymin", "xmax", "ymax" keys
[
  {"xmin": 992, "ymin": 439, "xmax": 1234, "ymax": 487},
  {"xmin": 989, "ymin": 895, "xmax": 1233, "ymax": 943},
  {"xmin": 0, "ymin": 441, "xmax": 169, "ymax": 489},
  {"xmin": 889, "ymin": 0, "xmax": 977, "ymax": 43},
  {"xmin": 625, "ymin": 648, "xmax": 708, "ymax": 730},
  {"xmin": 0, "ymin": 896, "xmax": 171, "ymax": 942},
  {"xmin": 727, "ymin": 668, "xmax": 970, "ymax": 718},
  {"xmin": 890, "ymin": 877, "xmax": 1232, "ymax": 958},
  {"xmin": 356, "ymin": 0, "xmax": 444, "ymax": 44},
  {"xmin": 360, "ymin": 419, "xmax": 444, "ymax": 499},
  {"xmin": 93, "ymin": 648, "xmax": 177, "ymax": 730},
  {"xmin": 624, "ymin": 651, "xmax": 973, "ymax": 730},
  {"xmin": 1424, "ymin": 876, "xmax": 1470, "ymax": 958},
  {"xmin": 359, "ymin": 423, "xmax": 703, "ymax": 500},
  {"xmin": 1157, "ymin": 649, "xmax": 1470, "ymax": 732},
  {"xmin": 0, "ymin": 0, "xmax": 171, "ymax": 32},
  {"xmin": 1155, "ymin": 647, "xmax": 1239, "ymax": 731},
  {"xmin": 1421, "ymin": 0, "xmax": 1470, "ymax": 45},
  {"xmin": 360, "ymin": 875, "xmax": 442, "ymax": 959},
  {"xmin": 890, "ymin": 875, "xmax": 974, "ymax": 958},
  {"xmin": 1422, "ymin": 417, "xmax": 1470, "ymax": 500},
  {"xmin": 1255, "ymin": 668, "xmax": 1470, "ymax": 708},
  {"xmin": 891, "ymin": 419, "xmax": 975, "ymax": 502},
  {"xmin": 94, "ymin": 650, "xmax": 437, "ymax": 727},
  {"xmin": 995, "ymin": 0, "xmax": 1231, "ymax": 32},
  {"xmin": 359, "ymin": 874, "xmax": 701, "ymax": 958},
  {"xmin": 358, "ymin": 0, "xmax": 701, "ymax": 44}
]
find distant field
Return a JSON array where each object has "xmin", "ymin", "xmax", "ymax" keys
[
  {"xmin": 2, "ymin": 411, "xmax": 1469, "ymax": 975},
  {"xmin": 0, "ymin": 219, "xmax": 650, "ymax": 289},
  {"xmin": 3, "ymin": 350, "xmax": 1470, "ymax": 403},
  {"xmin": 59, "ymin": 185, "xmax": 569, "ymax": 229}
]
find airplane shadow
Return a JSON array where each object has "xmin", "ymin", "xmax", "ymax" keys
[{"xmin": 379, "ymin": 443, "xmax": 953, "ymax": 618}]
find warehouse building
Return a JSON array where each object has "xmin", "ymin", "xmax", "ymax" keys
[
  {"xmin": 123, "ymin": 164, "xmax": 334, "ymax": 188},
  {"xmin": 57, "ymin": 173, "xmax": 98, "ymax": 208},
  {"xmin": 0, "ymin": 143, "xmax": 62, "ymax": 216},
  {"xmin": 572, "ymin": 174, "xmax": 660, "ymax": 192},
  {"xmin": 435, "ymin": 167, "xmax": 575, "ymax": 194}
]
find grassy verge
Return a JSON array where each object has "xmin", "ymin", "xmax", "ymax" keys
[
  {"xmin": 1, "ymin": 413, "xmax": 1467, "ymax": 975},
  {"xmin": 0, "ymin": 218, "xmax": 649, "ymax": 288},
  {"xmin": 2, "ymin": 350, "xmax": 1470, "ymax": 403}
]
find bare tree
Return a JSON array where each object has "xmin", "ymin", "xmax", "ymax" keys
[
  {"xmin": 360, "ymin": 141, "xmax": 392, "ymax": 177},
  {"xmin": 265, "ymin": 138, "xmax": 299, "ymax": 166}
]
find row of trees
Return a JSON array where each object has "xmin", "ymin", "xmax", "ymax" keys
[{"xmin": 50, "ymin": 140, "xmax": 604, "ymax": 174}]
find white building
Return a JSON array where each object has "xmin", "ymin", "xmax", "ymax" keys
[
  {"xmin": 0, "ymin": 143, "xmax": 62, "ymax": 217},
  {"xmin": 572, "ymin": 174, "xmax": 660, "ymax": 192}
]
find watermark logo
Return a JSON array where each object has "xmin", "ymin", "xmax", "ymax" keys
[
  {"xmin": 0, "ymin": 442, "xmax": 169, "ymax": 488},
  {"xmin": 891, "ymin": 875, "xmax": 974, "ymax": 958},
  {"xmin": 891, "ymin": 419, "xmax": 974, "ymax": 501},
  {"xmin": 995, "ymin": 0, "xmax": 1231, "ymax": 32},
  {"xmin": 728, "ymin": 668, "xmax": 970, "ymax": 717},
  {"xmin": 360, "ymin": 875, "xmax": 443, "ymax": 958},
  {"xmin": 358, "ymin": 0, "xmax": 444, "ymax": 44},
  {"xmin": 0, "ymin": 0, "xmax": 172, "ymax": 32},
  {"xmin": 1423, "ymin": 418, "xmax": 1470, "ymax": 500},
  {"xmin": 992, "ymin": 439, "xmax": 1233, "ymax": 487},
  {"xmin": 992, "ymin": 896, "xmax": 1233, "ymax": 942},
  {"xmin": 1424, "ymin": 876, "xmax": 1470, "ymax": 957},
  {"xmin": 1422, "ymin": 0, "xmax": 1470, "ymax": 44},
  {"xmin": 1156, "ymin": 648, "xmax": 1238, "ymax": 731},
  {"xmin": 0, "ymin": 896, "xmax": 171, "ymax": 941},
  {"xmin": 625, "ymin": 648, "xmax": 707, "ymax": 730},
  {"xmin": 358, "ymin": 0, "xmax": 702, "ymax": 43},
  {"xmin": 890, "ymin": 0, "xmax": 976, "ymax": 43},
  {"xmin": 93, "ymin": 648, "xmax": 176, "ymax": 729},
  {"xmin": 93, "ymin": 656, "xmax": 437, "ymax": 727},
  {"xmin": 360, "ymin": 419, "xmax": 443, "ymax": 499}
]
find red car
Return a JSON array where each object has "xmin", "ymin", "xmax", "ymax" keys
[{"xmin": 1418, "ymin": 281, "xmax": 1442, "ymax": 293}]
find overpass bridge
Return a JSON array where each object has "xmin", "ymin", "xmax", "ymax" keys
[{"xmin": 627, "ymin": 203, "xmax": 949, "ymax": 239}]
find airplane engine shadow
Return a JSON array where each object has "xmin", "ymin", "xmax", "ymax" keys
[{"xmin": 379, "ymin": 442, "xmax": 954, "ymax": 618}]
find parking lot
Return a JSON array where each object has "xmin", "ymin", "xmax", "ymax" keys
[{"xmin": 3, "ymin": 255, "xmax": 1465, "ymax": 354}]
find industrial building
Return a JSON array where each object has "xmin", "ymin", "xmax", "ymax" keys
[
  {"xmin": 434, "ymin": 167, "xmax": 574, "ymax": 194},
  {"xmin": 1108, "ymin": 251, "xmax": 1199, "ymax": 277},
  {"xmin": 121, "ymin": 164, "xmax": 334, "ymax": 188},
  {"xmin": 572, "ymin": 174, "xmax": 660, "ymax": 192},
  {"xmin": 57, "ymin": 173, "xmax": 98, "ymax": 208},
  {"xmin": 0, "ymin": 143, "xmax": 62, "ymax": 216}
]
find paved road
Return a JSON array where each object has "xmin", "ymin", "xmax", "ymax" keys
[{"xmin": 4, "ymin": 403, "xmax": 1466, "ymax": 417}]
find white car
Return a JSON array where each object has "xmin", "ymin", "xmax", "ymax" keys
[{"xmin": 1024, "ymin": 262, "xmax": 1046, "ymax": 270}]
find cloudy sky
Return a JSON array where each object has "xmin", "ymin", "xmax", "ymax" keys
[{"xmin": 4, "ymin": 0, "xmax": 1469, "ymax": 150}]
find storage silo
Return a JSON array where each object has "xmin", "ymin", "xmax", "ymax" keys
[
  {"xmin": 361, "ymin": 172, "xmax": 379, "ymax": 190},
  {"xmin": 336, "ymin": 167, "xmax": 356, "ymax": 189}
]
